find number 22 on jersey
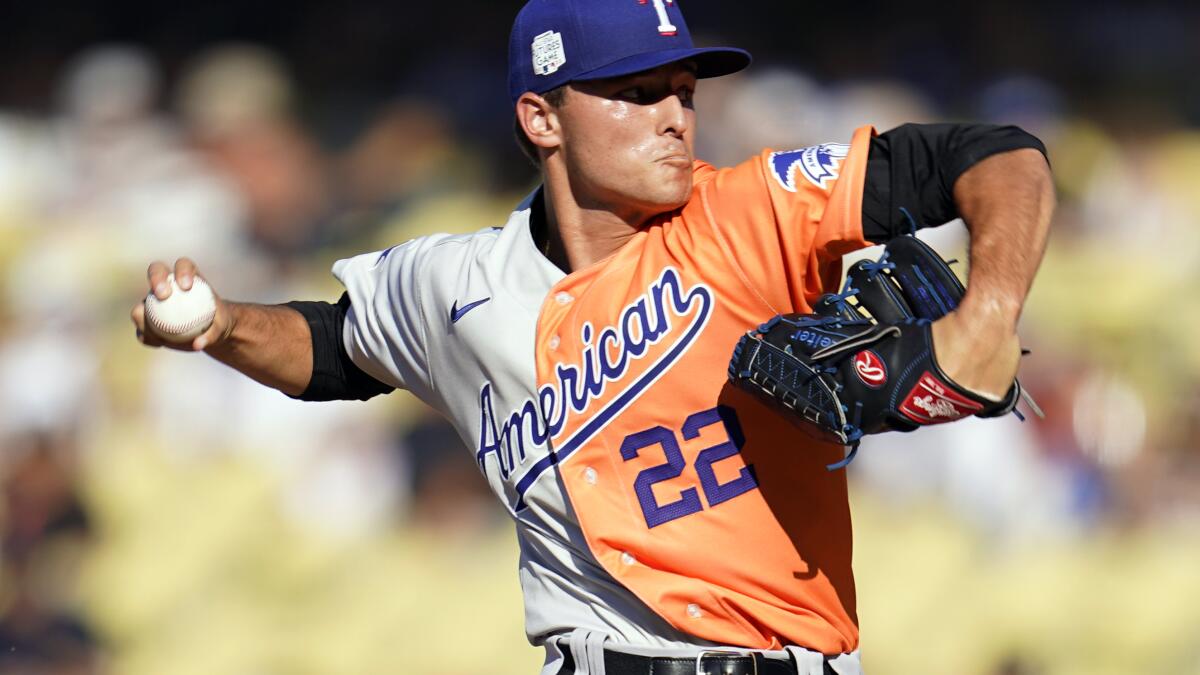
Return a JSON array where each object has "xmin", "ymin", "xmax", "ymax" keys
[{"xmin": 620, "ymin": 405, "xmax": 758, "ymax": 528}]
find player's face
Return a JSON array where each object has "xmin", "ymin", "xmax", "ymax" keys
[{"xmin": 557, "ymin": 62, "xmax": 698, "ymax": 221}]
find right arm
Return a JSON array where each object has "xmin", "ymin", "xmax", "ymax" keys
[
  {"xmin": 205, "ymin": 301, "xmax": 314, "ymax": 398},
  {"xmin": 132, "ymin": 258, "xmax": 393, "ymax": 401}
]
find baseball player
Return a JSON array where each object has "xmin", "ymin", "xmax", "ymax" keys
[{"xmin": 131, "ymin": 1, "xmax": 1054, "ymax": 673}]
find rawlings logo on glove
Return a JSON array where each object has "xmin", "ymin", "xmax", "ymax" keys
[
  {"xmin": 728, "ymin": 235, "xmax": 1025, "ymax": 470},
  {"xmin": 853, "ymin": 351, "xmax": 887, "ymax": 388}
]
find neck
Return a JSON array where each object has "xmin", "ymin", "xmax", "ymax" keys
[{"xmin": 537, "ymin": 164, "xmax": 652, "ymax": 274}]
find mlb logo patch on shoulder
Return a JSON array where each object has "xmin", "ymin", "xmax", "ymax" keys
[{"xmin": 769, "ymin": 143, "xmax": 851, "ymax": 192}]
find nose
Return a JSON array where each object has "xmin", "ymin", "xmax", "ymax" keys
[{"xmin": 654, "ymin": 92, "xmax": 690, "ymax": 139}]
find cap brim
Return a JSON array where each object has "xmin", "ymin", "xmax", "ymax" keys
[{"xmin": 571, "ymin": 46, "xmax": 752, "ymax": 84}]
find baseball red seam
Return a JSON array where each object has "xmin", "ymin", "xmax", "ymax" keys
[{"xmin": 149, "ymin": 307, "xmax": 215, "ymax": 335}]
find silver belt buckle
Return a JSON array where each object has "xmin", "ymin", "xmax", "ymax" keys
[{"xmin": 694, "ymin": 648, "xmax": 758, "ymax": 675}]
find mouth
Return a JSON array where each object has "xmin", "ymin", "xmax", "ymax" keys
[{"xmin": 657, "ymin": 153, "xmax": 692, "ymax": 168}]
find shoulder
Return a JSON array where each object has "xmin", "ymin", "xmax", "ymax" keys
[
  {"xmin": 692, "ymin": 146, "xmax": 837, "ymax": 196},
  {"xmin": 688, "ymin": 155, "xmax": 767, "ymax": 205},
  {"xmin": 686, "ymin": 151, "xmax": 783, "ymax": 209},
  {"xmin": 339, "ymin": 188, "xmax": 541, "ymax": 276},
  {"xmin": 331, "ymin": 198, "xmax": 551, "ymax": 311},
  {"xmin": 333, "ymin": 227, "xmax": 502, "ymax": 280},
  {"xmin": 691, "ymin": 155, "xmax": 761, "ymax": 187}
]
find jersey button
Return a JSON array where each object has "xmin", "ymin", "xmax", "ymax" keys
[
  {"xmin": 620, "ymin": 552, "xmax": 636, "ymax": 566},
  {"xmin": 584, "ymin": 467, "xmax": 598, "ymax": 485},
  {"xmin": 555, "ymin": 292, "xmax": 573, "ymax": 305},
  {"xmin": 686, "ymin": 604, "xmax": 703, "ymax": 619},
  {"xmin": 549, "ymin": 336, "xmax": 561, "ymax": 349}
]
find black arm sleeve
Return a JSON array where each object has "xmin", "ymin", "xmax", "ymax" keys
[
  {"xmin": 284, "ymin": 294, "xmax": 395, "ymax": 402},
  {"xmin": 861, "ymin": 123, "xmax": 1048, "ymax": 243}
]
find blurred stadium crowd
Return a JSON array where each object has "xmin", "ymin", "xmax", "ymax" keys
[{"xmin": 0, "ymin": 2, "xmax": 1198, "ymax": 674}]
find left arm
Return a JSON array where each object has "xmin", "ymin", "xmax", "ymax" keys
[
  {"xmin": 935, "ymin": 148, "xmax": 1054, "ymax": 399},
  {"xmin": 861, "ymin": 123, "xmax": 1055, "ymax": 399}
]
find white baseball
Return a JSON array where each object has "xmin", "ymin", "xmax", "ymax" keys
[{"xmin": 144, "ymin": 274, "xmax": 217, "ymax": 344}]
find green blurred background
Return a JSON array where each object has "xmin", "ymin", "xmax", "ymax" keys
[{"xmin": 1, "ymin": 1, "xmax": 1198, "ymax": 674}]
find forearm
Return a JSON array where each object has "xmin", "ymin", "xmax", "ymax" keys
[
  {"xmin": 926, "ymin": 147, "xmax": 1054, "ymax": 400},
  {"xmin": 204, "ymin": 302, "xmax": 313, "ymax": 397},
  {"xmin": 953, "ymin": 147, "xmax": 1055, "ymax": 330}
]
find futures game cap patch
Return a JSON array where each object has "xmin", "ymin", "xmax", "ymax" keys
[{"xmin": 532, "ymin": 30, "xmax": 567, "ymax": 76}]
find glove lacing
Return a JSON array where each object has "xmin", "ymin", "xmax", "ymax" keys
[
  {"xmin": 855, "ymin": 251, "xmax": 896, "ymax": 281},
  {"xmin": 826, "ymin": 401, "xmax": 865, "ymax": 471}
]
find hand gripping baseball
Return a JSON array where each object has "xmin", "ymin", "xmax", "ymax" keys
[
  {"xmin": 728, "ymin": 235, "xmax": 1024, "ymax": 470},
  {"xmin": 131, "ymin": 258, "xmax": 232, "ymax": 352}
]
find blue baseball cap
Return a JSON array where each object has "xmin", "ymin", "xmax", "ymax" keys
[{"xmin": 508, "ymin": 0, "xmax": 752, "ymax": 106}]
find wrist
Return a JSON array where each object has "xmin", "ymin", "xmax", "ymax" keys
[
  {"xmin": 202, "ymin": 300, "xmax": 241, "ymax": 354},
  {"xmin": 932, "ymin": 305, "xmax": 1022, "ymax": 402},
  {"xmin": 954, "ymin": 292, "xmax": 1021, "ymax": 334}
]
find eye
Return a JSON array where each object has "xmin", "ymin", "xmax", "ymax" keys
[
  {"xmin": 616, "ymin": 86, "xmax": 644, "ymax": 101},
  {"xmin": 677, "ymin": 86, "xmax": 695, "ymax": 105}
]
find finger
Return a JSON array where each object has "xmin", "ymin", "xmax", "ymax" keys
[
  {"xmin": 147, "ymin": 261, "xmax": 172, "ymax": 300},
  {"xmin": 130, "ymin": 303, "xmax": 163, "ymax": 348},
  {"xmin": 174, "ymin": 257, "xmax": 198, "ymax": 291},
  {"xmin": 192, "ymin": 299, "xmax": 227, "ymax": 352},
  {"xmin": 193, "ymin": 322, "xmax": 221, "ymax": 352}
]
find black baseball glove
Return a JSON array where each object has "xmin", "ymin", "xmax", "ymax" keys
[{"xmin": 728, "ymin": 235, "xmax": 1023, "ymax": 470}]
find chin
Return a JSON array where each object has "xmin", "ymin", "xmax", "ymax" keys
[
  {"xmin": 610, "ymin": 171, "xmax": 693, "ymax": 218},
  {"xmin": 664, "ymin": 183, "xmax": 694, "ymax": 210},
  {"xmin": 652, "ymin": 174, "xmax": 694, "ymax": 211},
  {"xmin": 665, "ymin": 191, "xmax": 692, "ymax": 211},
  {"xmin": 638, "ymin": 191, "xmax": 690, "ymax": 217}
]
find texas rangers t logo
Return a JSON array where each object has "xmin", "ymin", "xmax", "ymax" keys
[{"xmin": 638, "ymin": 0, "xmax": 678, "ymax": 36}]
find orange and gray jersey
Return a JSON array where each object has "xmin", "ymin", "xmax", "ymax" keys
[{"xmin": 333, "ymin": 127, "xmax": 875, "ymax": 670}]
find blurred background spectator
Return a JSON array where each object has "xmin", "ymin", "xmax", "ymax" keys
[{"xmin": 0, "ymin": 1, "xmax": 1198, "ymax": 674}]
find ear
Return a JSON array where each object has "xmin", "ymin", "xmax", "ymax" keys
[{"xmin": 516, "ymin": 91, "xmax": 562, "ymax": 154}]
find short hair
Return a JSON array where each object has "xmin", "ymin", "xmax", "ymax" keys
[{"xmin": 514, "ymin": 85, "xmax": 568, "ymax": 168}]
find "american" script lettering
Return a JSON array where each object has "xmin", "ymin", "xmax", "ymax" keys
[{"xmin": 475, "ymin": 267, "xmax": 713, "ymax": 510}]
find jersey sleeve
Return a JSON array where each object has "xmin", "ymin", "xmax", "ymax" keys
[
  {"xmin": 697, "ymin": 125, "xmax": 874, "ymax": 312},
  {"xmin": 861, "ymin": 123, "xmax": 1048, "ymax": 242},
  {"xmin": 331, "ymin": 237, "xmax": 441, "ymax": 401}
]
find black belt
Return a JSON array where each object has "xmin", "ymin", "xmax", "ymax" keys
[{"xmin": 557, "ymin": 647, "xmax": 837, "ymax": 675}]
